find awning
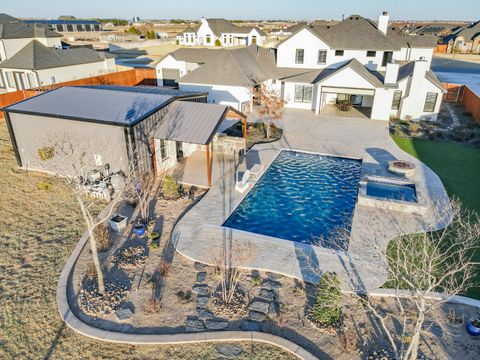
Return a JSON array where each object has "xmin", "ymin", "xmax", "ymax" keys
[{"xmin": 321, "ymin": 86, "xmax": 375, "ymax": 96}]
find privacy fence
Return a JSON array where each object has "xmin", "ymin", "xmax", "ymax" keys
[{"xmin": 443, "ymin": 83, "xmax": 480, "ymax": 123}]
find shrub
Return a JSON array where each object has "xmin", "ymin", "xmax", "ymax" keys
[
  {"xmin": 37, "ymin": 180, "xmax": 52, "ymax": 190},
  {"xmin": 392, "ymin": 125, "xmax": 404, "ymax": 138},
  {"xmin": 310, "ymin": 272, "xmax": 342, "ymax": 327},
  {"xmin": 175, "ymin": 39, "xmax": 179, "ymax": 45},
  {"xmin": 93, "ymin": 223, "xmax": 111, "ymax": 252},
  {"xmin": 215, "ymin": 39, "xmax": 221, "ymax": 46},
  {"xmin": 37, "ymin": 146, "xmax": 54, "ymax": 160},
  {"xmin": 162, "ymin": 175, "xmax": 180, "ymax": 199},
  {"xmin": 408, "ymin": 122, "xmax": 421, "ymax": 134},
  {"xmin": 251, "ymin": 275, "xmax": 262, "ymax": 287}
]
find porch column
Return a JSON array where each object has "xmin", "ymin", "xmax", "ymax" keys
[
  {"xmin": 206, "ymin": 143, "xmax": 212, "ymax": 187},
  {"xmin": 243, "ymin": 117, "xmax": 247, "ymax": 151}
]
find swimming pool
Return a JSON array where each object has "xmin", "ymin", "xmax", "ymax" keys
[
  {"xmin": 366, "ymin": 180, "xmax": 417, "ymax": 203},
  {"xmin": 223, "ymin": 151, "xmax": 362, "ymax": 249}
]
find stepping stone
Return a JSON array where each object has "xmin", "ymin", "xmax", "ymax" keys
[
  {"xmin": 249, "ymin": 300, "xmax": 270, "ymax": 314},
  {"xmin": 216, "ymin": 344, "xmax": 243, "ymax": 357},
  {"xmin": 196, "ymin": 296, "xmax": 209, "ymax": 308},
  {"xmin": 241, "ymin": 320, "xmax": 261, "ymax": 331},
  {"xmin": 258, "ymin": 289, "xmax": 275, "ymax": 301},
  {"xmin": 248, "ymin": 311, "xmax": 266, "ymax": 322},
  {"xmin": 196, "ymin": 271, "xmax": 206, "ymax": 283},
  {"xmin": 262, "ymin": 279, "xmax": 281, "ymax": 290},
  {"xmin": 192, "ymin": 284, "xmax": 209, "ymax": 296},
  {"xmin": 114, "ymin": 308, "xmax": 133, "ymax": 321},
  {"xmin": 205, "ymin": 319, "xmax": 229, "ymax": 330},
  {"xmin": 197, "ymin": 308, "xmax": 214, "ymax": 319},
  {"xmin": 185, "ymin": 318, "xmax": 205, "ymax": 332},
  {"xmin": 194, "ymin": 262, "xmax": 206, "ymax": 271},
  {"xmin": 265, "ymin": 272, "xmax": 284, "ymax": 280}
]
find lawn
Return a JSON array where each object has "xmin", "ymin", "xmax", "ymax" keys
[{"xmin": 0, "ymin": 120, "xmax": 295, "ymax": 359}]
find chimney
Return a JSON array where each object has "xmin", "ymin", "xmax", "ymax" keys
[
  {"xmin": 411, "ymin": 57, "xmax": 429, "ymax": 84},
  {"xmin": 384, "ymin": 61, "xmax": 399, "ymax": 85},
  {"xmin": 200, "ymin": 17, "xmax": 207, "ymax": 24},
  {"xmin": 378, "ymin": 11, "xmax": 389, "ymax": 35}
]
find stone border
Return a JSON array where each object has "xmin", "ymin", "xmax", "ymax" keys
[{"xmin": 56, "ymin": 203, "xmax": 319, "ymax": 360}]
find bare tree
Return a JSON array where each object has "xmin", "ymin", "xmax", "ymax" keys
[{"xmin": 254, "ymin": 85, "xmax": 285, "ymax": 139}]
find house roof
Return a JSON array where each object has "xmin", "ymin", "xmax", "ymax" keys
[
  {"xmin": 0, "ymin": 40, "xmax": 112, "ymax": 70},
  {"xmin": 4, "ymin": 86, "xmax": 207, "ymax": 126},
  {"xmin": 0, "ymin": 13, "xmax": 19, "ymax": 24},
  {"xmin": 0, "ymin": 20, "xmax": 61, "ymax": 39},
  {"xmin": 154, "ymin": 102, "xmax": 241, "ymax": 145},
  {"xmin": 387, "ymin": 27, "xmax": 438, "ymax": 48},
  {"xmin": 451, "ymin": 21, "xmax": 480, "ymax": 41},
  {"xmin": 24, "ymin": 19, "xmax": 100, "ymax": 25},
  {"xmin": 396, "ymin": 62, "xmax": 444, "ymax": 90},
  {"xmin": 179, "ymin": 19, "xmax": 265, "ymax": 37}
]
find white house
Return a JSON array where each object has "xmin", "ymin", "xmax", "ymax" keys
[
  {"xmin": 176, "ymin": 18, "xmax": 266, "ymax": 47},
  {"xmin": 159, "ymin": 12, "xmax": 444, "ymax": 122}
]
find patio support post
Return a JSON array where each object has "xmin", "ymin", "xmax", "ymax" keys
[
  {"xmin": 206, "ymin": 143, "xmax": 212, "ymax": 188},
  {"xmin": 243, "ymin": 116, "xmax": 247, "ymax": 154}
]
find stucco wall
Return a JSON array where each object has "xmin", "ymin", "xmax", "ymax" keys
[{"xmin": 179, "ymin": 83, "xmax": 251, "ymax": 110}]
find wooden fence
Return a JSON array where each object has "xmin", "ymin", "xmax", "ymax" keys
[
  {"xmin": 0, "ymin": 68, "xmax": 157, "ymax": 112},
  {"xmin": 443, "ymin": 83, "xmax": 480, "ymax": 123},
  {"xmin": 434, "ymin": 44, "xmax": 448, "ymax": 54}
]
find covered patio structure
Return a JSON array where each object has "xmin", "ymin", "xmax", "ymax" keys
[{"xmin": 153, "ymin": 101, "xmax": 247, "ymax": 188}]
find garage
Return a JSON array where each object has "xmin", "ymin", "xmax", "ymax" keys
[{"xmin": 161, "ymin": 68, "xmax": 180, "ymax": 87}]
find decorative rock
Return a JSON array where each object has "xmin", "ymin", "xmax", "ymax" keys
[
  {"xmin": 114, "ymin": 307, "xmax": 133, "ymax": 321},
  {"xmin": 248, "ymin": 311, "xmax": 266, "ymax": 322},
  {"xmin": 205, "ymin": 319, "xmax": 229, "ymax": 330},
  {"xmin": 192, "ymin": 284, "xmax": 209, "ymax": 296},
  {"xmin": 196, "ymin": 271, "xmax": 206, "ymax": 283},
  {"xmin": 194, "ymin": 262, "xmax": 206, "ymax": 271},
  {"xmin": 261, "ymin": 279, "xmax": 281, "ymax": 290},
  {"xmin": 216, "ymin": 344, "xmax": 243, "ymax": 357},
  {"xmin": 196, "ymin": 296, "xmax": 209, "ymax": 308},
  {"xmin": 197, "ymin": 308, "xmax": 214, "ymax": 319},
  {"xmin": 258, "ymin": 289, "xmax": 275, "ymax": 301},
  {"xmin": 185, "ymin": 318, "xmax": 205, "ymax": 332},
  {"xmin": 241, "ymin": 320, "xmax": 261, "ymax": 331},
  {"xmin": 265, "ymin": 272, "xmax": 283, "ymax": 280},
  {"xmin": 249, "ymin": 300, "xmax": 270, "ymax": 314}
]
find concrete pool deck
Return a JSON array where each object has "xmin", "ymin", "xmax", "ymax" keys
[{"xmin": 172, "ymin": 110, "xmax": 450, "ymax": 291}]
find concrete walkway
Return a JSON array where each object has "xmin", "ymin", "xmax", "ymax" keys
[{"xmin": 173, "ymin": 109, "xmax": 450, "ymax": 291}]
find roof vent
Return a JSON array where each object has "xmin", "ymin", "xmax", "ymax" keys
[
  {"xmin": 355, "ymin": 17, "xmax": 359, "ymax": 20},
  {"xmin": 326, "ymin": 25, "xmax": 330, "ymax": 29}
]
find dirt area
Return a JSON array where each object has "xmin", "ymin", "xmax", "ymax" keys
[
  {"xmin": 434, "ymin": 53, "xmax": 480, "ymax": 64},
  {"xmin": 224, "ymin": 122, "xmax": 283, "ymax": 150}
]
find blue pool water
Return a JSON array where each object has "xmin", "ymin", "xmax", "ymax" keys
[
  {"xmin": 223, "ymin": 151, "xmax": 362, "ymax": 249},
  {"xmin": 366, "ymin": 181, "xmax": 417, "ymax": 203}
]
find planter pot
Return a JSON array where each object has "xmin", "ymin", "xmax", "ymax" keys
[
  {"xmin": 109, "ymin": 215, "xmax": 127, "ymax": 233},
  {"xmin": 467, "ymin": 319, "xmax": 480, "ymax": 336},
  {"xmin": 133, "ymin": 224, "xmax": 146, "ymax": 236}
]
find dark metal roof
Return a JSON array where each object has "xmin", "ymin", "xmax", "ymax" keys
[
  {"xmin": 4, "ymin": 86, "xmax": 206, "ymax": 126},
  {"xmin": 24, "ymin": 19, "xmax": 100, "ymax": 25},
  {"xmin": 154, "ymin": 102, "xmax": 240, "ymax": 145}
]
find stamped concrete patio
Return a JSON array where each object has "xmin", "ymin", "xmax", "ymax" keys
[{"xmin": 171, "ymin": 109, "xmax": 450, "ymax": 291}]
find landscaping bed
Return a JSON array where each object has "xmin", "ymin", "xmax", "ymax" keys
[{"xmin": 224, "ymin": 122, "xmax": 283, "ymax": 150}]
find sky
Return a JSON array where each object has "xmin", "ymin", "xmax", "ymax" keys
[{"xmin": 1, "ymin": 0, "xmax": 477, "ymax": 21}]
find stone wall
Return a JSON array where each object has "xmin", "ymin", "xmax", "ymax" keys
[{"xmin": 212, "ymin": 134, "xmax": 244, "ymax": 154}]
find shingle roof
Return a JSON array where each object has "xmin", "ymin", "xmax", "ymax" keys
[
  {"xmin": 387, "ymin": 27, "xmax": 438, "ymax": 48},
  {"xmin": 24, "ymin": 19, "xmax": 100, "ymax": 25},
  {"xmin": 179, "ymin": 19, "xmax": 263, "ymax": 37},
  {"xmin": 0, "ymin": 40, "xmax": 112, "ymax": 70},
  {"xmin": 0, "ymin": 20, "xmax": 61, "ymax": 39},
  {"xmin": 316, "ymin": 58, "xmax": 385, "ymax": 87},
  {"xmin": 396, "ymin": 62, "xmax": 444, "ymax": 90},
  {"xmin": 451, "ymin": 21, "xmax": 480, "ymax": 41},
  {"xmin": 154, "ymin": 102, "xmax": 234, "ymax": 144},
  {"xmin": 4, "ymin": 86, "xmax": 206, "ymax": 126},
  {"xmin": 0, "ymin": 13, "xmax": 18, "ymax": 24}
]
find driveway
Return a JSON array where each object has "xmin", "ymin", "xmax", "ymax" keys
[{"xmin": 171, "ymin": 109, "xmax": 450, "ymax": 291}]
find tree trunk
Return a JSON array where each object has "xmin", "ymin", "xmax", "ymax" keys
[
  {"xmin": 76, "ymin": 195, "xmax": 106, "ymax": 294},
  {"xmin": 404, "ymin": 301, "xmax": 425, "ymax": 360}
]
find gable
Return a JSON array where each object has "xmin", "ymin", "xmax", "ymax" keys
[
  {"xmin": 278, "ymin": 27, "xmax": 331, "ymax": 51},
  {"xmin": 319, "ymin": 66, "xmax": 377, "ymax": 89}
]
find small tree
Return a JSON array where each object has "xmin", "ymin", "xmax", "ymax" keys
[
  {"xmin": 214, "ymin": 39, "xmax": 221, "ymax": 46},
  {"xmin": 127, "ymin": 26, "xmax": 141, "ymax": 35},
  {"xmin": 146, "ymin": 30, "xmax": 156, "ymax": 39},
  {"xmin": 254, "ymin": 85, "xmax": 284, "ymax": 139},
  {"xmin": 310, "ymin": 272, "xmax": 342, "ymax": 326}
]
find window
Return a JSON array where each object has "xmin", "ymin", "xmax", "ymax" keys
[
  {"xmin": 294, "ymin": 84, "xmax": 313, "ymax": 103},
  {"xmin": 367, "ymin": 50, "xmax": 376, "ymax": 57},
  {"xmin": 0, "ymin": 70, "xmax": 5, "ymax": 88},
  {"xmin": 391, "ymin": 90, "xmax": 402, "ymax": 110},
  {"xmin": 66, "ymin": 24, "xmax": 74, "ymax": 32},
  {"xmin": 94, "ymin": 24, "xmax": 100, "ymax": 31},
  {"xmin": 27, "ymin": 73, "xmax": 38, "ymax": 88},
  {"xmin": 223, "ymin": 35, "xmax": 227, "ymax": 44},
  {"xmin": 85, "ymin": 24, "xmax": 92, "ymax": 31},
  {"xmin": 295, "ymin": 49, "xmax": 304, "ymax": 64},
  {"xmin": 317, "ymin": 50, "xmax": 327, "ymax": 64},
  {"xmin": 5, "ymin": 72, "xmax": 15, "ymax": 88},
  {"xmin": 160, "ymin": 140, "xmax": 169, "ymax": 160},
  {"xmin": 335, "ymin": 50, "xmax": 344, "ymax": 56},
  {"xmin": 56, "ymin": 24, "xmax": 64, "ymax": 32},
  {"xmin": 423, "ymin": 92, "xmax": 438, "ymax": 112},
  {"xmin": 382, "ymin": 51, "xmax": 393, "ymax": 66},
  {"xmin": 206, "ymin": 35, "xmax": 211, "ymax": 43}
]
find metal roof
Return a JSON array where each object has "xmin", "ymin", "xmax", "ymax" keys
[
  {"xmin": 24, "ymin": 19, "xmax": 100, "ymax": 25},
  {"xmin": 154, "ymin": 102, "xmax": 239, "ymax": 145},
  {"xmin": 4, "ymin": 86, "xmax": 206, "ymax": 126}
]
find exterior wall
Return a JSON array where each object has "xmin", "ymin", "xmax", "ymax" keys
[
  {"xmin": 283, "ymin": 82, "xmax": 318, "ymax": 110},
  {"xmin": 179, "ymin": 83, "xmax": 251, "ymax": 111},
  {"xmin": 0, "ymin": 37, "xmax": 62, "ymax": 61},
  {"xmin": 8, "ymin": 112, "xmax": 129, "ymax": 175},
  {"xmin": 196, "ymin": 22, "xmax": 215, "ymax": 46},
  {"xmin": 154, "ymin": 139, "xmax": 177, "ymax": 172},
  {"xmin": 155, "ymin": 55, "xmax": 201, "ymax": 85},
  {"xmin": 399, "ymin": 76, "xmax": 443, "ymax": 121},
  {"xmin": 392, "ymin": 47, "xmax": 434, "ymax": 67},
  {"xmin": 370, "ymin": 88, "xmax": 395, "ymax": 120}
]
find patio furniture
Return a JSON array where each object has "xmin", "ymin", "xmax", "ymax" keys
[
  {"xmin": 249, "ymin": 164, "xmax": 264, "ymax": 179},
  {"xmin": 336, "ymin": 100, "xmax": 353, "ymax": 112},
  {"xmin": 235, "ymin": 170, "xmax": 251, "ymax": 193}
]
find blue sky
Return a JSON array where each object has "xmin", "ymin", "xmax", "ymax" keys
[{"xmin": 1, "ymin": 0, "xmax": 476, "ymax": 21}]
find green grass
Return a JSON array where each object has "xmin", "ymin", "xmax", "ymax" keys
[{"xmin": 391, "ymin": 135, "xmax": 480, "ymax": 299}]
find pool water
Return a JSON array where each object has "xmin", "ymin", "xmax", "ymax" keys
[
  {"xmin": 223, "ymin": 151, "xmax": 362, "ymax": 249},
  {"xmin": 366, "ymin": 181, "xmax": 417, "ymax": 203}
]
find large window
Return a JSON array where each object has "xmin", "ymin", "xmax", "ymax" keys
[
  {"xmin": 366, "ymin": 50, "xmax": 376, "ymax": 57},
  {"xmin": 294, "ymin": 85, "xmax": 313, "ymax": 103},
  {"xmin": 295, "ymin": 49, "xmax": 304, "ymax": 64},
  {"xmin": 5, "ymin": 72, "xmax": 15, "ymax": 88},
  {"xmin": 317, "ymin": 50, "xmax": 327, "ymax": 64},
  {"xmin": 0, "ymin": 70, "xmax": 5, "ymax": 88},
  {"xmin": 391, "ymin": 90, "xmax": 402, "ymax": 110},
  {"xmin": 382, "ymin": 51, "xmax": 393, "ymax": 66},
  {"xmin": 27, "ymin": 73, "xmax": 38, "ymax": 88},
  {"xmin": 335, "ymin": 50, "xmax": 344, "ymax": 56},
  {"xmin": 160, "ymin": 140, "xmax": 169, "ymax": 160},
  {"xmin": 423, "ymin": 92, "xmax": 438, "ymax": 112}
]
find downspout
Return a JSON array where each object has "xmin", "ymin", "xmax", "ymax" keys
[{"xmin": 4, "ymin": 111, "xmax": 22, "ymax": 167}]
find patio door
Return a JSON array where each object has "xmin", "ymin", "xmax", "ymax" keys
[{"xmin": 176, "ymin": 142, "xmax": 183, "ymax": 160}]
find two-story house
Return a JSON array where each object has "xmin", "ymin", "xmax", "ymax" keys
[{"xmin": 177, "ymin": 18, "xmax": 266, "ymax": 47}]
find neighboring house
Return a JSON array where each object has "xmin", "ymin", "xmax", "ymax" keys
[
  {"xmin": 176, "ymin": 18, "xmax": 266, "ymax": 47},
  {"xmin": 445, "ymin": 21, "xmax": 480, "ymax": 53},
  {"xmin": 3, "ymin": 85, "xmax": 246, "ymax": 187},
  {"xmin": 159, "ymin": 12, "xmax": 444, "ymax": 121},
  {"xmin": 23, "ymin": 19, "xmax": 102, "ymax": 33},
  {"xmin": 0, "ymin": 14, "xmax": 62, "ymax": 62},
  {"xmin": 0, "ymin": 40, "xmax": 115, "ymax": 92}
]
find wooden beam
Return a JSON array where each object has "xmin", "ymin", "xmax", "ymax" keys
[{"xmin": 206, "ymin": 144, "xmax": 212, "ymax": 188}]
